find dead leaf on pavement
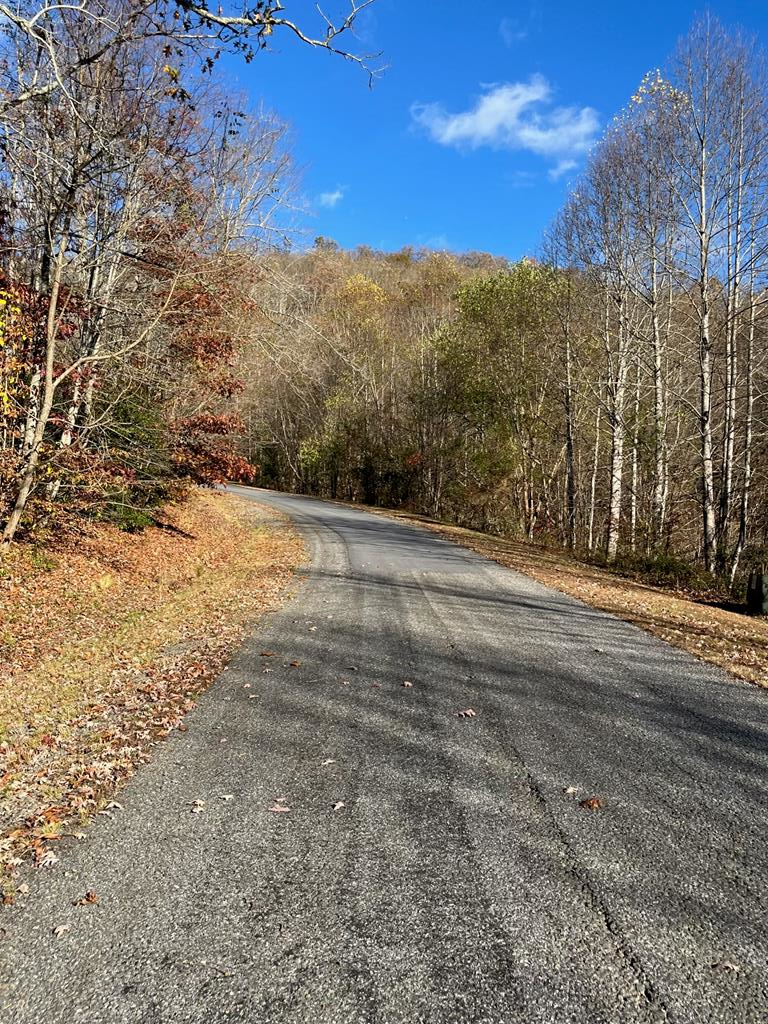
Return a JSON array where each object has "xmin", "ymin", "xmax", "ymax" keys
[
  {"xmin": 402, "ymin": 681, "xmax": 413, "ymax": 688},
  {"xmin": 320, "ymin": 759, "xmax": 336, "ymax": 766},
  {"xmin": 268, "ymin": 804, "xmax": 291, "ymax": 813},
  {"xmin": 564, "ymin": 785, "xmax": 580, "ymax": 796},
  {"xmin": 260, "ymin": 651, "xmax": 276, "ymax": 657},
  {"xmin": 289, "ymin": 660, "xmax": 301, "ymax": 668},
  {"xmin": 455, "ymin": 708, "xmax": 477, "ymax": 718},
  {"xmin": 578, "ymin": 796, "xmax": 604, "ymax": 811},
  {"xmin": 332, "ymin": 801, "xmax": 345, "ymax": 812},
  {"xmin": 711, "ymin": 960, "xmax": 741, "ymax": 974},
  {"xmin": 52, "ymin": 924, "xmax": 70, "ymax": 938},
  {"xmin": 74, "ymin": 891, "xmax": 99, "ymax": 906},
  {"xmin": 191, "ymin": 799, "xmax": 206, "ymax": 814}
]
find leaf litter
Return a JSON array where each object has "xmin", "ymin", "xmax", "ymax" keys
[{"xmin": 0, "ymin": 491, "xmax": 306, "ymax": 892}]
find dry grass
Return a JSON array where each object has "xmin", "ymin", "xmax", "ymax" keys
[
  {"xmin": 0, "ymin": 490, "xmax": 305, "ymax": 892},
  {"xmin": 377, "ymin": 510, "xmax": 768, "ymax": 691}
]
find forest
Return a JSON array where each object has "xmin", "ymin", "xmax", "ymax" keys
[{"xmin": 1, "ymin": 6, "xmax": 766, "ymax": 590}]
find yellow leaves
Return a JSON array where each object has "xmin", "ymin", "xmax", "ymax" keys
[
  {"xmin": 162, "ymin": 64, "xmax": 180, "ymax": 81},
  {"xmin": 338, "ymin": 273, "xmax": 388, "ymax": 324}
]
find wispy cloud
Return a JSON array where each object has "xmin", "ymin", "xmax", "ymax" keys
[
  {"xmin": 548, "ymin": 158, "xmax": 578, "ymax": 181},
  {"xmin": 421, "ymin": 233, "xmax": 450, "ymax": 250},
  {"xmin": 318, "ymin": 187, "xmax": 346, "ymax": 208},
  {"xmin": 499, "ymin": 16, "xmax": 528, "ymax": 46},
  {"xmin": 499, "ymin": 4, "xmax": 542, "ymax": 47},
  {"xmin": 411, "ymin": 76, "xmax": 599, "ymax": 176}
]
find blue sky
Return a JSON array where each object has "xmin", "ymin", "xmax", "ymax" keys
[{"xmin": 223, "ymin": 1, "xmax": 768, "ymax": 259}]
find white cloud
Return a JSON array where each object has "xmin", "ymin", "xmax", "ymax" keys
[
  {"xmin": 421, "ymin": 233, "xmax": 450, "ymax": 250},
  {"xmin": 548, "ymin": 158, "xmax": 578, "ymax": 181},
  {"xmin": 499, "ymin": 4, "xmax": 542, "ymax": 47},
  {"xmin": 318, "ymin": 187, "xmax": 346, "ymax": 208},
  {"xmin": 411, "ymin": 76, "xmax": 599, "ymax": 174},
  {"xmin": 499, "ymin": 17, "xmax": 528, "ymax": 46}
]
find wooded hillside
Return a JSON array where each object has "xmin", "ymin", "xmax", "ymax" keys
[
  {"xmin": 238, "ymin": 19, "xmax": 768, "ymax": 588},
  {"xmin": 1, "ymin": 8, "xmax": 766, "ymax": 591}
]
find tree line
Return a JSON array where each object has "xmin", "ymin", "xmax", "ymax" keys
[
  {"xmin": 242, "ymin": 18, "xmax": 768, "ymax": 586},
  {"xmin": 0, "ymin": 0, "xmax": 375, "ymax": 547},
  {"xmin": 2, "ymin": 8, "xmax": 766, "ymax": 588}
]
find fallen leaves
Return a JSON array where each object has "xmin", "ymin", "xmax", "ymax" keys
[
  {"xmin": 402, "ymin": 680, "xmax": 413, "ymax": 688},
  {"xmin": 711, "ymin": 960, "xmax": 741, "ymax": 975},
  {"xmin": 320, "ymin": 759, "xmax": 336, "ymax": 767},
  {"xmin": 260, "ymin": 651, "xmax": 276, "ymax": 658},
  {"xmin": 0, "ymin": 492, "xmax": 305, "ymax": 880},
  {"xmin": 191, "ymin": 799, "xmax": 206, "ymax": 814},
  {"xmin": 332, "ymin": 801, "xmax": 345, "ymax": 812},
  {"xmin": 454, "ymin": 708, "xmax": 477, "ymax": 719},
  {"xmin": 52, "ymin": 924, "xmax": 71, "ymax": 938},
  {"xmin": 289, "ymin": 660, "xmax": 301, "ymax": 668},
  {"xmin": 73, "ymin": 890, "xmax": 99, "ymax": 906},
  {"xmin": 267, "ymin": 803, "xmax": 291, "ymax": 814},
  {"xmin": 578, "ymin": 796, "xmax": 604, "ymax": 811}
]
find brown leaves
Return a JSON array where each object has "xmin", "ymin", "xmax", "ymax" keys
[
  {"xmin": 36, "ymin": 848, "xmax": 59, "ymax": 868},
  {"xmin": 289, "ymin": 660, "xmax": 301, "ymax": 668},
  {"xmin": 73, "ymin": 890, "xmax": 99, "ymax": 906},
  {"xmin": 0, "ymin": 491, "xmax": 305, "ymax": 882},
  {"xmin": 454, "ymin": 708, "xmax": 477, "ymax": 718},
  {"xmin": 578, "ymin": 796, "xmax": 604, "ymax": 811},
  {"xmin": 260, "ymin": 650, "xmax": 276, "ymax": 658}
]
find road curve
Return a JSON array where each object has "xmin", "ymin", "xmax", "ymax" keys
[{"xmin": 2, "ymin": 487, "xmax": 767, "ymax": 1023}]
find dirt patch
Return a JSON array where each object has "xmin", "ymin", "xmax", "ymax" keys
[{"xmin": 0, "ymin": 490, "xmax": 305, "ymax": 894}]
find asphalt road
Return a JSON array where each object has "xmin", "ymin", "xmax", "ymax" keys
[{"xmin": 2, "ymin": 487, "xmax": 767, "ymax": 1024}]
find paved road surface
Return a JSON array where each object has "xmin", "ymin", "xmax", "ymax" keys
[{"xmin": 2, "ymin": 488, "xmax": 767, "ymax": 1023}]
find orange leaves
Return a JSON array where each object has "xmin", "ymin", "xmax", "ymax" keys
[
  {"xmin": 73, "ymin": 890, "xmax": 99, "ymax": 906},
  {"xmin": 578, "ymin": 796, "xmax": 604, "ymax": 812},
  {"xmin": 0, "ymin": 490, "xmax": 304, "ymax": 883}
]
